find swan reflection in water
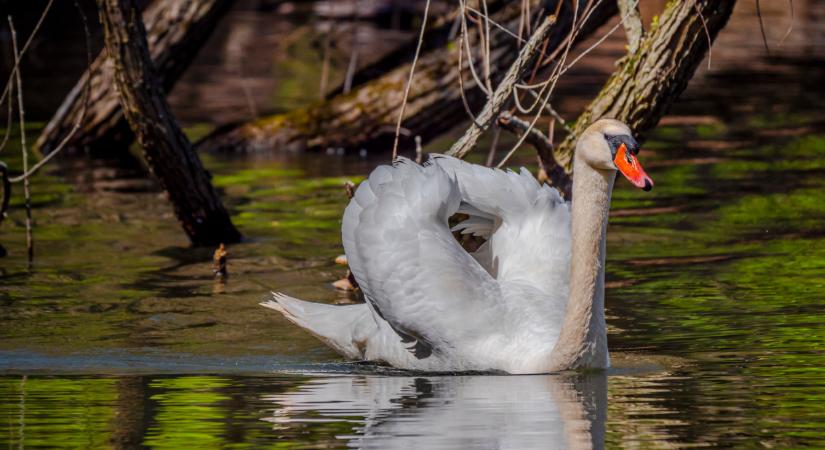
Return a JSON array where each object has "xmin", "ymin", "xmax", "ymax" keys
[{"xmin": 263, "ymin": 372, "xmax": 606, "ymax": 449}]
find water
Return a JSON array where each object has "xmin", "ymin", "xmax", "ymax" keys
[{"xmin": 4, "ymin": 1, "xmax": 825, "ymax": 448}]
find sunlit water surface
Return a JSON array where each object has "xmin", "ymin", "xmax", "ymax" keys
[{"xmin": 4, "ymin": 1, "xmax": 825, "ymax": 448}]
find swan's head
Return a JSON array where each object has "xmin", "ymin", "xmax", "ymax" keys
[{"xmin": 576, "ymin": 118, "xmax": 653, "ymax": 191}]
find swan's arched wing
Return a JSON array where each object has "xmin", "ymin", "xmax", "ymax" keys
[
  {"xmin": 432, "ymin": 155, "xmax": 572, "ymax": 297},
  {"xmin": 342, "ymin": 158, "xmax": 505, "ymax": 360}
]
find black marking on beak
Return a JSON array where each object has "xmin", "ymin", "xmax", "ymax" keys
[
  {"xmin": 643, "ymin": 179, "xmax": 653, "ymax": 192},
  {"xmin": 604, "ymin": 133, "xmax": 640, "ymax": 157}
]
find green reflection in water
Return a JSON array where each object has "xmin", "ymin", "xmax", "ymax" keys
[
  {"xmin": 144, "ymin": 377, "xmax": 232, "ymax": 449},
  {"xmin": 0, "ymin": 377, "xmax": 115, "ymax": 448}
]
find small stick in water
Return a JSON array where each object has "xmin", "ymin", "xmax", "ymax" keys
[
  {"xmin": 213, "ymin": 243, "xmax": 228, "ymax": 280},
  {"xmin": 344, "ymin": 181, "xmax": 356, "ymax": 199}
]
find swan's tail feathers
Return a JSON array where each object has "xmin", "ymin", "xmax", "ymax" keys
[{"xmin": 261, "ymin": 293, "xmax": 372, "ymax": 360}]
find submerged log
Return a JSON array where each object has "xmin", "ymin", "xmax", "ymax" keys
[
  {"xmin": 98, "ymin": 0, "xmax": 241, "ymax": 245},
  {"xmin": 36, "ymin": 0, "xmax": 235, "ymax": 156},
  {"xmin": 551, "ymin": 0, "xmax": 737, "ymax": 182},
  {"xmin": 197, "ymin": 0, "xmax": 619, "ymax": 154}
]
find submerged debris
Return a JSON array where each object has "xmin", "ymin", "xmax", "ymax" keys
[
  {"xmin": 344, "ymin": 181, "xmax": 356, "ymax": 199},
  {"xmin": 332, "ymin": 254, "xmax": 359, "ymax": 292},
  {"xmin": 213, "ymin": 243, "xmax": 228, "ymax": 280}
]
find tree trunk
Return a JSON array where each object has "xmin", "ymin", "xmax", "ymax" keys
[
  {"xmin": 196, "ymin": 0, "xmax": 618, "ymax": 154},
  {"xmin": 36, "ymin": 0, "xmax": 235, "ymax": 156},
  {"xmin": 97, "ymin": 0, "xmax": 241, "ymax": 246},
  {"xmin": 552, "ymin": 0, "xmax": 737, "ymax": 180}
]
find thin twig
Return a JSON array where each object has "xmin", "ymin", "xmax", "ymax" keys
[
  {"xmin": 559, "ymin": 15, "xmax": 621, "ymax": 72},
  {"xmin": 501, "ymin": 0, "xmax": 588, "ymax": 115},
  {"xmin": 499, "ymin": 112, "xmax": 571, "ymax": 196},
  {"xmin": 0, "ymin": 0, "xmax": 55, "ymax": 111},
  {"xmin": 755, "ymin": 0, "xmax": 770, "ymax": 54},
  {"xmin": 343, "ymin": 1, "xmax": 360, "ymax": 93},
  {"xmin": 447, "ymin": 14, "xmax": 557, "ymax": 159},
  {"xmin": 522, "ymin": 88, "xmax": 570, "ymax": 132},
  {"xmin": 319, "ymin": 25, "xmax": 332, "ymax": 98},
  {"xmin": 481, "ymin": 0, "xmax": 493, "ymax": 94},
  {"xmin": 9, "ymin": 18, "xmax": 33, "ymax": 265},
  {"xmin": 238, "ymin": 64, "xmax": 258, "ymax": 119},
  {"xmin": 778, "ymin": 0, "xmax": 794, "ymax": 46},
  {"xmin": 485, "ymin": 125, "xmax": 501, "ymax": 167},
  {"xmin": 494, "ymin": 0, "xmax": 588, "ymax": 166},
  {"xmin": 9, "ymin": 0, "xmax": 93, "ymax": 184},
  {"xmin": 457, "ymin": 34, "xmax": 484, "ymax": 128},
  {"xmin": 0, "ymin": 162, "xmax": 10, "ymax": 227},
  {"xmin": 466, "ymin": 6, "xmax": 527, "ymax": 44},
  {"xmin": 391, "ymin": 0, "xmax": 431, "ymax": 159},
  {"xmin": 693, "ymin": 0, "xmax": 713, "ymax": 69},
  {"xmin": 1, "ymin": 0, "xmax": 55, "ymax": 153},
  {"xmin": 498, "ymin": 112, "xmax": 553, "ymax": 156},
  {"xmin": 0, "ymin": 72, "xmax": 13, "ymax": 154},
  {"xmin": 523, "ymin": 0, "xmax": 531, "ymax": 33},
  {"xmin": 458, "ymin": 0, "xmax": 491, "ymax": 97}
]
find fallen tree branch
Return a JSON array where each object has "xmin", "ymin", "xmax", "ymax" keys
[
  {"xmin": 498, "ymin": 111, "xmax": 572, "ymax": 196},
  {"xmin": 37, "ymin": 0, "xmax": 235, "ymax": 156},
  {"xmin": 553, "ymin": 0, "xmax": 737, "ymax": 187},
  {"xmin": 97, "ymin": 0, "xmax": 241, "ymax": 246},
  {"xmin": 196, "ymin": 0, "xmax": 618, "ymax": 154}
]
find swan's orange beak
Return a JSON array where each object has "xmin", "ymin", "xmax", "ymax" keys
[{"xmin": 614, "ymin": 144, "xmax": 653, "ymax": 191}]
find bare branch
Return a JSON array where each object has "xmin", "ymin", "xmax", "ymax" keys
[
  {"xmin": 457, "ymin": 33, "xmax": 485, "ymax": 128},
  {"xmin": 755, "ymin": 0, "xmax": 770, "ymax": 54},
  {"xmin": 0, "ymin": 0, "xmax": 55, "ymax": 112},
  {"xmin": 498, "ymin": 112, "xmax": 572, "ymax": 196},
  {"xmin": 446, "ymin": 14, "xmax": 557, "ymax": 159},
  {"xmin": 392, "ymin": 0, "xmax": 431, "ymax": 159},
  {"xmin": 618, "ymin": 0, "xmax": 643, "ymax": 54},
  {"xmin": 10, "ymin": 0, "xmax": 93, "ymax": 184},
  {"xmin": 779, "ymin": 0, "xmax": 794, "ymax": 46},
  {"xmin": 498, "ymin": 112, "xmax": 553, "ymax": 155},
  {"xmin": 554, "ymin": 0, "xmax": 736, "ymax": 174},
  {"xmin": 485, "ymin": 125, "xmax": 501, "ymax": 166},
  {"xmin": 693, "ymin": 0, "xmax": 714, "ymax": 69},
  {"xmin": 9, "ymin": 17, "xmax": 33, "ymax": 264}
]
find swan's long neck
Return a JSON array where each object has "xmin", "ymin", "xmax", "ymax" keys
[{"xmin": 549, "ymin": 154, "xmax": 615, "ymax": 371}]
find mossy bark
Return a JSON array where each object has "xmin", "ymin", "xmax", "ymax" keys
[
  {"xmin": 196, "ymin": 0, "xmax": 618, "ymax": 154},
  {"xmin": 553, "ymin": 0, "xmax": 737, "ymax": 177},
  {"xmin": 36, "ymin": 0, "xmax": 234, "ymax": 156},
  {"xmin": 98, "ymin": 0, "xmax": 241, "ymax": 246}
]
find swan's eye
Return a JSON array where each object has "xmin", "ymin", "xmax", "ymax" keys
[{"xmin": 604, "ymin": 134, "xmax": 620, "ymax": 157}]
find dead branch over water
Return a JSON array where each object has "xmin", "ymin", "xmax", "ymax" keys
[
  {"xmin": 36, "ymin": 0, "xmax": 235, "ymax": 157},
  {"xmin": 97, "ymin": 0, "xmax": 241, "ymax": 246},
  {"xmin": 196, "ymin": 0, "xmax": 618, "ymax": 155},
  {"xmin": 553, "ymin": 0, "xmax": 737, "ymax": 182}
]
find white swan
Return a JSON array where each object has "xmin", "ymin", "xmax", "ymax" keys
[{"xmin": 261, "ymin": 119, "xmax": 653, "ymax": 374}]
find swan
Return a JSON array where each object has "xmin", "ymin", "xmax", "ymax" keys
[{"xmin": 261, "ymin": 118, "xmax": 653, "ymax": 374}]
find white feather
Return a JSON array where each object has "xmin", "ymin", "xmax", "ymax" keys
[{"xmin": 263, "ymin": 155, "xmax": 573, "ymax": 373}]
